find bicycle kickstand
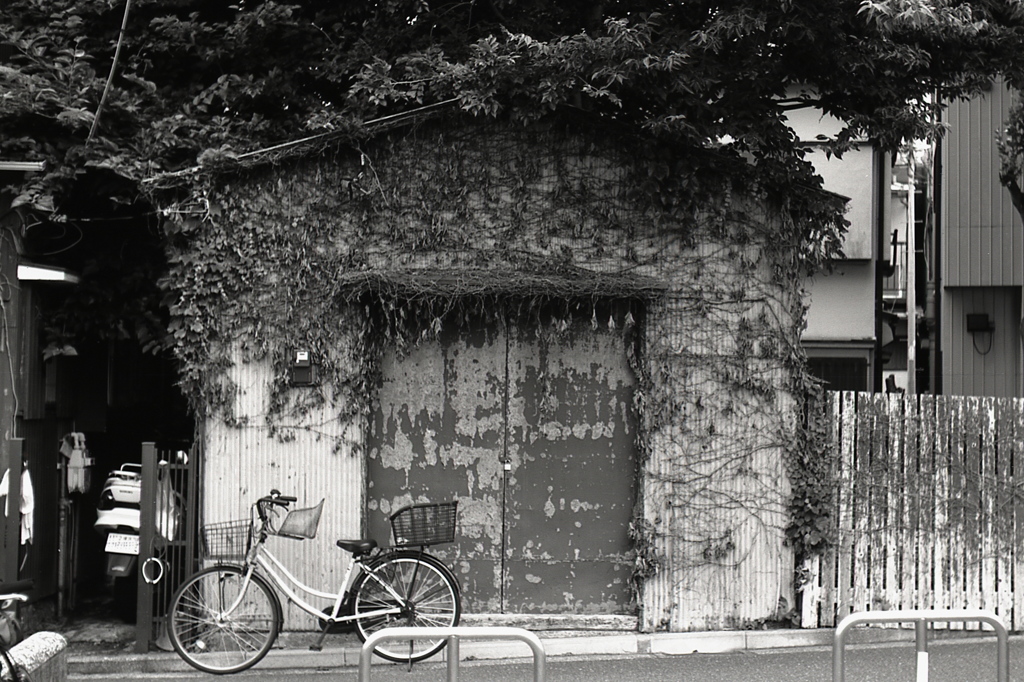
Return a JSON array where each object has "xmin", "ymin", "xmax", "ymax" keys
[{"xmin": 310, "ymin": 625, "xmax": 329, "ymax": 652}]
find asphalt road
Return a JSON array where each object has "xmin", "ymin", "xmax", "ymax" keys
[{"xmin": 69, "ymin": 637, "xmax": 1020, "ymax": 682}]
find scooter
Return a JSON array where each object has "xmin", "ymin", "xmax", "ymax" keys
[{"xmin": 94, "ymin": 464, "xmax": 142, "ymax": 620}]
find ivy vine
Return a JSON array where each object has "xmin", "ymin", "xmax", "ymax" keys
[{"xmin": 158, "ymin": 119, "xmax": 839, "ymax": 618}]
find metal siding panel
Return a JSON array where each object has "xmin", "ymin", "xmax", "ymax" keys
[
  {"xmin": 943, "ymin": 84, "xmax": 1022, "ymax": 287},
  {"xmin": 995, "ymin": 288, "xmax": 1022, "ymax": 397},
  {"xmin": 940, "ymin": 107, "xmax": 953, "ymax": 287},
  {"xmin": 973, "ymin": 98, "xmax": 989, "ymax": 236},
  {"xmin": 960, "ymin": 99, "xmax": 975, "ymax": 286},
  {"xmin": 204, "ymin": 353, "xmax": 364, "ymax": 630},
  {"xmin": 979, "ymin": 228, "xmax": 992, "ymax": 287},
  {"xmin": 964, "ymin": 288, "xmax": 981, "ymax": 395},
  {"xmin": 944, "ymin": 287, "xmax": 1022, "ymax": 398},
  {"xmin": 991, "ymin": 87, "xmax": 1012, "ymax": 283},
  {"xmin": 952, "ymin": 228, "xmax": 966, "ymax": 289},
  {"xmin": 941, "ymin": 290, "xmax": 960, "ymax": 395}
]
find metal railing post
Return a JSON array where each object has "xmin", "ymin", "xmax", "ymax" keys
[
  {"xmin": 358, "ymin": 626, "xmax": 546, "ymax": 682},
  {"xmin": 448, "ymin": 634, "xmax": 459, "ymax": 682},
  {"xmin": 915, "ymin": 619, "xmax": 927, "ymax": 682},
  {"xmin": 833, "ymin": 610, "xmax": 1008, "ymax": 682}
]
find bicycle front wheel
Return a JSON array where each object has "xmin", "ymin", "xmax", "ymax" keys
[
  {"xmin": 168, "ymin": 565, "xmax": 281, "ymax": 674},
  {"xmin": 353, "ymin": 551, "xmax": 461, "ymax": 663}
]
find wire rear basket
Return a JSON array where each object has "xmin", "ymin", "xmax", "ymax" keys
[
  {"xmin": 390, "ymin": 501, "xmax": 458, "ymax": 547},
  {"xmin": 202, "ymin": 519, "xmax": 251, "ymax": 560}
]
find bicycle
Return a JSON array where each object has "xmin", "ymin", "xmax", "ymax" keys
[
  {"xmin": 0, "ymin": 579, "xmax": 32, "ymax": 682},
  {"xmin": 167, "ymin": 490, "xmax": 461, "ymax": 674}
]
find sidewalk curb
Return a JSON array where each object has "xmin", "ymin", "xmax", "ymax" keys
[{"xmin": 66, "ymin": 626, "xmax": 973, "ymax": 676}]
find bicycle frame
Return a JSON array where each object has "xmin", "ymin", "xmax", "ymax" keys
[
  {"xmin": 169, "ymin": 493, "xmax": 461, "ymax": 674},
  {"xmin": 218, "ymin": 536, "xmax": 406, "ymax": 628}
]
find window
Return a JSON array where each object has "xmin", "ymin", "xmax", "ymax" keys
[{"xmin": 808, "ymin": 357, "xmax": 869, "ymax": 392}]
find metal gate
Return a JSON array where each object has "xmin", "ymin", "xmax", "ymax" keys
[{"xmin": 135, "ymin": 441, "xmax": 199, "ymax": 653}]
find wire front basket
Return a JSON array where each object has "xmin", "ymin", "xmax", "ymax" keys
[
  {"xmin": 390, "ymin": 501, "xmax": 458, "ymax": 547},
  {"xmin": 202, "ymin": 519, "xmax": 251, "ymax": 560}
]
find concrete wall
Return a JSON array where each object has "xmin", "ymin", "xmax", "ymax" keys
[
  {"xmin": 5, "ymin": 632, "xmax": 67, "ymax": 682},
  {"xmin": 803, "ymin": 263, "xmax": 876, "ymax": 343}
]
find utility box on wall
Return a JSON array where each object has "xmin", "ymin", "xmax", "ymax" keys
[
  {"xmin": 966, "ymin": 313, "xmax": 994, "ymax": 333},
  {"xmin": 290, "ymin": 350, "xmax": 318, "ymax": 386}
]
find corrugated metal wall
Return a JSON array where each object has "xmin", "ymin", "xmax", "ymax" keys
[
  {"xmin": 639, "ymin": 240, "xmax": 797, "ymax": 631},
  {"xmin": 198, "ymin": 132, "xmax": 819, "ymax": 632},
  {"xmin": 941, "ymin": 82, "xmax": 1023, "ymax": 398},
  {"xmin": 943, "ymin": 287, "xmax": 1021, "ymax": 397},
  {"xmin": 942, "ymin": 83, "xmax": 1022, "ymax": 288},
  {"xmin": 203, "ymin": 351, "xmax": 364, "ymax": 630}
]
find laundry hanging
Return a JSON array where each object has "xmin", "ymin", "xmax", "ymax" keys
[{"xmin": 19, "ymin": 467, "xmax": 33, "ymax": 546}]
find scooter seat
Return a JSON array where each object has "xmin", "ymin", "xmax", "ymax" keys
[{"xmin": 336, "ymin": 539, "xmax": 377, "ymax": 556}]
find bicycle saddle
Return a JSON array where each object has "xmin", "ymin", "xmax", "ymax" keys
[{"xmin": 336, "ymin": 539, "xmax": 377, "ymax": 556}]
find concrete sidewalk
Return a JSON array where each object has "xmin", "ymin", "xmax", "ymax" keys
[{"xmin": 65, "ymin": 624, "xmax": 938, "ymax": 676}]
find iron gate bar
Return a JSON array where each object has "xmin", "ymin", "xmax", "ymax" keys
[
  {"xmin": 136, "ymin": 442, "xmax": 198, "ymax": 653},
  {"xmin": 358, "ymin": 626, "xmax": 546, "ymax": 682},
  {"xmin": 832, "ymin": 609, "xmax": 1009, "ymax": 682}
]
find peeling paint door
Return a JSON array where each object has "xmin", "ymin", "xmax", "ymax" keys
[
  {"xmin": 504, "ymin": 316, "xmax": 637, "ymax": 613},
  {"xmin": 367, "ymin": 305, "xmax": 637, "ymax": 615},
  {"xmin": 367, "ymin": 319, "xmax": 507, "ymax": 612}
]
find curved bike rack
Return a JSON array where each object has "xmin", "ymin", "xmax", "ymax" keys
[
  {"xmin": 833, "ymin": 609, "xmax": 1009, "ymax": 682},
  {"xmin": 358, "ymin": 626, "xmax": 546, "ymax": 682}
]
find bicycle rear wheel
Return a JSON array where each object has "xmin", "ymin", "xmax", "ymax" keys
[
  {"xmin": 352, "ymin": 550, "xmax": 461, "ymax": 663},
  {"xmin": 168, "ymin": 565, "xmax": 281, "ymax": 674}
]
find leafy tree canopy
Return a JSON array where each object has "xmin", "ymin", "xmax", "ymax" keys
[
  {"xmin": 4, "ymin": 0, "xmax": 1024, "ymax": 205},
  {"xmin": 4, "ymin": 0, "xmax": 1024, "ymax": 347},
  {"xmin": 2, "ymin": 0, "xmax": 1024, "ymax": 210}
]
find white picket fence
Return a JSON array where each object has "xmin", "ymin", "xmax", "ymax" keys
[{"xmin": 801, "ymin": 391, "xmax": 1024, "ymax": 630}]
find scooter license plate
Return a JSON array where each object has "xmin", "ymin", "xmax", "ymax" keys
[{"xmin": 105, "ymin": 533, "xmax": 140, "ymax": 555}]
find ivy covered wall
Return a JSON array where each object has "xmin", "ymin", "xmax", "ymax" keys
[{"xmin": 162, "ymin": 120, "xmax": 821, "ymax": 631}]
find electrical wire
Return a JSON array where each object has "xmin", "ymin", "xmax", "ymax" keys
[
  {"xmin": 88, "ymin": 0, "xmax": 133, "ymax": 144},
  {"xmin": 972, "ymin": 331, "xmax": 994, "ymax": 355}
]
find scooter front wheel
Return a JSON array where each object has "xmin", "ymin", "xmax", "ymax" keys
[{"xmin": 168, "ymin": 565, "xmax": 281, "ymax": 674}]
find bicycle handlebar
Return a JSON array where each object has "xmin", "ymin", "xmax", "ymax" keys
[
  {"xmin": 255, "ymin": 490, "xmax": 296, "ymax": 522},
  {"xmin": 268, "ymin": 489, "xmax": 297, "ymax": 504}
]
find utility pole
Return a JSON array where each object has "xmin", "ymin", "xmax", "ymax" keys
[{"xmin": 907, "ymin": 150, "xmax": 917, "ymax": 395}]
